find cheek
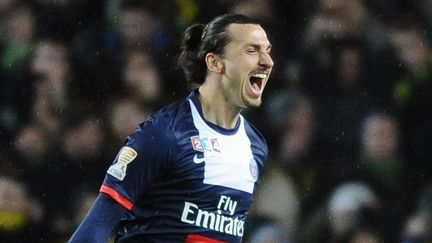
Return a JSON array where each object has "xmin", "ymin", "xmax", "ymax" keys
[{"xmin": 225, "ymin": 60, "xmax": 250, "ymax": 82}]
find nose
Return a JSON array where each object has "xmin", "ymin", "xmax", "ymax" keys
[{"xmin": 259, "ymin": 52, "xmax": 274, "ymax": 69}]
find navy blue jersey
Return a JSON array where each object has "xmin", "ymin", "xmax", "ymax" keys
[{"xmin": 101, "ymin": 90, "xmax": 268, "ymax": 242}]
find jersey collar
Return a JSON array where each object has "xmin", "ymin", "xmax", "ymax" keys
[{"xmin": 187, "ymin": 89, "xmax": 241, "ymax": 135}]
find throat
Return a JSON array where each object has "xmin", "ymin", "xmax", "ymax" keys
[{"xmin": 198, "ymin": 89, "xmax": 241, "ymax": 129}]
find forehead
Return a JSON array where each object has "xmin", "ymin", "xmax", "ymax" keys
[{"xmin": 226, "ymin": 23, "xmax": 271, "ymax": 47}]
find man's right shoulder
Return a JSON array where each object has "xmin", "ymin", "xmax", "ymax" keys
[
  {"xmin": 151, "ymin": 98, "xmax": 190, "ymax": 123},
  {"xmin": 135, "ymin": 98, "xmax": 191, "ymax": 135}
]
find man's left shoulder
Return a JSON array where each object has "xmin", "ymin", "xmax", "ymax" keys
[{"xmin": 242, "ymin": 118, "xmax": 267, "ymax": 146}]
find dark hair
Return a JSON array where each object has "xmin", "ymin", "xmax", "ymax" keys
[{"xmin": 177, "ymin": 14, "xmax": 260, "ymax": 84}]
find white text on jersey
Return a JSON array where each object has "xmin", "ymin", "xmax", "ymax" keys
[{"xmin": 180, "ymin": 195, "xmax": 244, "ymax": 237}]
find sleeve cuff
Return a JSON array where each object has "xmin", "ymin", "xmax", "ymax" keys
[{"xmin": 100, "ymin": 185, "xmax": 134, "ymax": 210}]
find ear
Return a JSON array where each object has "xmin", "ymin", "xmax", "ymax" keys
[{"xmin": 205, "ymin": 53, "xmax": 224, "ymax": 74}]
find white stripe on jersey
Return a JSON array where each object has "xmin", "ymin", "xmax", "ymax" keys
[{"xmin": 188, "ymin": 99, "xmax": 256, "ymax": 194}]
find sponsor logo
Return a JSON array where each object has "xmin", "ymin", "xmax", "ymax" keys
[
  {"xmin": 107, "ymin": 146, "xmax": 137, "ymax": 181},
  {"xmin": 193, "ymin": 154, "xmax": 205, "ymax": 164},
  {"xmin": 181, "ymin": 195, "xmax": 244, "ymax": 237}
]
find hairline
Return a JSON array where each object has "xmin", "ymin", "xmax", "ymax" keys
[{"xmin": 217, "ymin": 22, "xmax": 264, "ymax": 56}]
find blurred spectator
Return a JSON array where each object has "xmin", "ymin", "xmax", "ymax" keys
[
  {"xmin": 16, "ymin": 37, "xmax": 107, "ymax": 238},
  {"xmin": 193, "ymin": 0, "xmax": 233, "ymax": 23},
  {"xmin": 61, "ymin": 106, "xmax": 108, "ymax": 188},
  {"xmin": 360, "ymin": 113, "xmax": 400, "ymax": 160},
  {"xmin": 165, "ymin": 0, "xmax": 197, "ymax": 30},
  {"xmin": 230, "ymin": 0, "xmax": 273, "ymax": 23},
  {"xmin": 1, "ymin": 1, "xmax": 35, "ymax": 74},
  {"xmin": 32, "ymin": 0, "xmax": 105, "ymax": 40},
  {"xmin": 411, "ymin": 0, "xmax": 432, "ymax": 42},
  {"xmin": 276, "ymin": 92, "xmax": 315, "ymax": 166},
  {"xmin": 263, "ymin": 90, "xmax": 326, "ymax": 214},
  {"xmin": 402, "ymin": 75, "xmax": 432, "ymax": 201},
  {"xmin": 302, "ymin": 0, "xmax": 389, "ymax": 51},
  {"xmin": 401, "ymin": 182, "xmax": 432, "ymax": 243},
  {"xmin": 327, "ymin": 182, "xmax": 381, "ymax": 241},
  {"xmin": 14, "ymin": 123, "xmax": 50, "ymax": 164},
  {"xmin": 48, "ymin": 105, "xmax": 111, "ymax": 240},
  {"xmin": 387, "ymin": 21, "xmax": 432, "ymax": 196},
  {"xmin": 0, "ymin": 1, "xmax": 36, "ymax": 142},
  {"xmin": 0, "ymin": 1, "xmax": 432, "ymax": 241},
  {"xmin": 106, "ymin": 97, "xmax": 151, "ymax": 146},
  {"xmin": 355, "ymin": 112, "xmax": 406, "ymax": 241},
  {"xmin": 340, "ymin": 228, "xmax": 382, "ymax": 243},
  {"xmin": 30, "ymin": 38, "xmax": 73, "ymax": 136},
  {"xmin": 13, "ymin": 122, "xmax": 75, "ymax": 241},
  {"xmin": 63, "ymin": 115, "xmax": 105, "ymax": 165},
  {"xmin": 0, "ymin": 0, "xmax": 14, "ymax": 29},
  {"xmin": 357, "ymin": 112, "xmax": 404, "ymax": 191},
  {"xmin": 0, "ymin": 175, "xmax": 44, "ymax": 242},
  {"xmin": 301, "ymin": 0, "xmax": 401, "ymax": 103},
  {"xmin": 121, "ymin": 48, "xmax": 166, "ymax": 105},
  {"xmin": 247, "ymin": 224, "xmax": 293, "ymax": 243},
  {"xmin": 299, "ymin": 181, "xmax": 383, "ymax": 243},
  {"xmin": 114, "ymin": 0, "xmax": 184, "ymax": 100},
  {"xmin": 70, "ymin": 1, "xmax": 177, "ymax": 105},
  {"xmin": 116, "ymin": 1, "xmax": 163, "ymax": 50},
  {"xmin": 248, "ymin": 158, "xmax": 300, "ymax": 239},
  {"xmin": 304, "ymin": 1, "xmax": 361, "ymax": 46},
  {"xmin": 388, "ymin": 21, "xmax": 432, "ymax": 107},
  {"xmin": 300, "ymin": 36, "xmax": 382, "ymax": 190},
  {"xmin": 248, "ymin": 89, "xmax": 325, "ymax": 242}
]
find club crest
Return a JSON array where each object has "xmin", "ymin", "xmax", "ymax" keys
[{"xmin": 249, "ymin": 158, "xmax": 258, "ymax": 182}]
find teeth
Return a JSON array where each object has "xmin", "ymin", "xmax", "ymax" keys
[{"xmin": 252, "ymin": 73, "xmax": 267, "ymax": 79}]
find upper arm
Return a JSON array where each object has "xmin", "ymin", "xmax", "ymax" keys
[{"xmin": 100, "ymin": 117, "xmax": 176, "ymax": 210}]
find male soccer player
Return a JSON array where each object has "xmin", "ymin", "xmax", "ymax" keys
[{"xmin": 69, "ymin": 13, "xmax": 274, "ymax": 242}]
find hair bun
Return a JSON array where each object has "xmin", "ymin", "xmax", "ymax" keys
[{"xmin": 182, "ymin": 24, "xmax": 205, "ymax": 51}]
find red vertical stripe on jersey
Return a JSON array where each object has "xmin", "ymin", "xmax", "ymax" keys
[
  {"xmin": 185, "ymin": 234, "xmax": 227, "ymax": 243},
  {"xmin": 100, "ymin": 185, "xmax": 133, "ymax": 210}
]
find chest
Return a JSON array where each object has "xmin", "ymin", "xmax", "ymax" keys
[{"xmin": 174, "ymin": 128, "xmax": 259, "ymax": 195}]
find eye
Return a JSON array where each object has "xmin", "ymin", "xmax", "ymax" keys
[
  {"xmin": 266, "ymin": 47, "xmax": 272, "ymax": 54},
  {"xmin": 246, "ymin": 49, "xmax": 257, "ymax": 54}
]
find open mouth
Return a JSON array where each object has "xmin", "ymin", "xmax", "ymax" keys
[{"xmin": 249, "ymin": 73, "xmax": 267, "ymax": 94}]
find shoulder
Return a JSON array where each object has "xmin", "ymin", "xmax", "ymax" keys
[
  {"xmin": 242, "ymin": 117, "xmax": 267, "ymax": 149},
  {"xmin": 131, "ymin": 98, "xmax": 193, "ymax": 145},
  {"xmin": 146, "ymin": 98, "xmax": 191, "ymax": 128},
  {"xmin": 242, "ymin": 117, "xmax": 268, "ymax": 165}
]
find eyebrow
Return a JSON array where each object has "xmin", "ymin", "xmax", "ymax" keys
[{"xmin": 245, "ymin": 43, "xmax": 272, "ymax": 51}]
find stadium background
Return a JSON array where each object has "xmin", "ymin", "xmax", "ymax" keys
[{"xmin": 1, "ymin": 0, "xmax": 432, "ymax": 242}]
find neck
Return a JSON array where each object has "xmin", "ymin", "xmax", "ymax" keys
[{"xmin": 198, "ymin": 80, "xmax": 242, "ymax": 129}]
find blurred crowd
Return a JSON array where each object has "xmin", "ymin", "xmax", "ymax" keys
[{"xmin": 1, "ymin": 0, "xmax": 432, "ymax": 242}]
